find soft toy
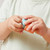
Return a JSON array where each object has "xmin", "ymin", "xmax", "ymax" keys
[{"xmin": 22, "ymin": 19, "xmax": 34, "ymax": 33}]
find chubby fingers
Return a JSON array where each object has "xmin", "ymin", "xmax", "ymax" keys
[
  {"xmin": 24, "ymin": 18, "xmax": 38, "ymax": 25},
  {"xmin": 26, "ymin": 17, "xmax": 44, "ymax": 32},
  {"xmin": 12, "ymin": 20, "xmax": 23, "ymax": 29},
  {"xmin": 9, "ymin": 21, "xmax": 23, "ymax": 32},
  {"xmin": 12, "ymin": 15, "xmax": 22, "ymax": 23},
  {"xmin": 10, "ymin": 25, "xmax": 23, "ymax": 32},
  {"xmin": 23, "ymin": 15, "xmax": 35, "ymax": 19},
  {"xmin": 26, "ymin": 21, "xmax": 39, "ymax": 31}
]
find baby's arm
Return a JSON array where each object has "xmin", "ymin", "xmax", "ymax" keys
[{"xmin": 0, "ymin": 19, "xmax": 11, "ymax": 40}]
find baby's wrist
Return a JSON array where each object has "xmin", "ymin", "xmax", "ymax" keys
[
  {"xmin": 42, "ymin": 28, "xmax": 50, "ymax": 43},
  {"xmin": 5, "ymin": 19, "xmax": 12, "ymax": 33},
  {"xmin": 42, "ymin": 28, "xmax": 49, "ymax": 38},
  {"xmin": 41, "ymin": 27, "xmax": 48, "ymax": 37}
]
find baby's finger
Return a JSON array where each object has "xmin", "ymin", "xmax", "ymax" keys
[
  {"xmin": 8, "ymin": 25, "xmax": 15, "ymax": 31},
  {"xmin": 9, "ymin": 24, "xmax": 23, "ymax": 33},
  {"xmin": 15, "ymin": 23, "xmax": 23, "ymax": 28},
  {"xmin": 14, "ymin": 16, "xmax": 22, "ymax": 23},
  {"xmin": 9, "ymin": 24, "xmax": 23, "ymax": 32},
  {"xmin": 13, "ymin": 21, "xmax": 23, "ymax": 28},
  {"xmin": 24, "ymin": 18, "xmax": 38, "ymax": 25},
  {"xmin": 26, "ymin": 21, "xmax": 39, "ymax": 30},
  {"xmin": 14, "ymin": 28, "xmax": 23, "ymax": 32},
  {"xmin": 32, "ymin": 23, "xmax": 40, "ymax": 32},
  {"xmin": 23, "ymin": 15, "xmax": 35, "ymax": 19}
]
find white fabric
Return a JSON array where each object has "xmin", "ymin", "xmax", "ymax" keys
[
  {"xmin": 0, "ymin": 40, "xmax": 4, "ymax": 50},
  {"xmin": 0, "ymin": 0, "xmax": 50, "ymax": 50}
]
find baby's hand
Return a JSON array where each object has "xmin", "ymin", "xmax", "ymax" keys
[
  {"xmin": 23, "ymin": 15, "xmax": 48, "ymax": 36},
  {"xmin": 7, "ymin": 15, "xmax": 23, "ymax": 33}
]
